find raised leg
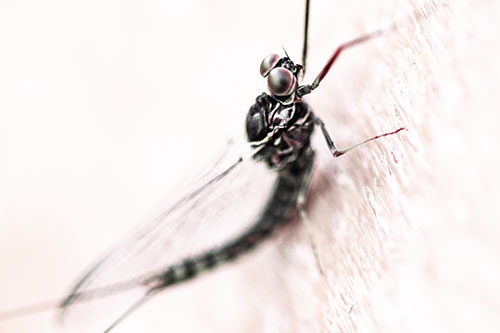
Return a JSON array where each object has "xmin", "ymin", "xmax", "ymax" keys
[
  {"xmin": 314, "ymin": 117, "xmax": 406, "ymax": 157},
  {"xmin": 310, "ymin": 29, "xmax": 386, "ymax": 90},
  {"xmin": 301, "ymin": 0, "xmax": 311, "ymax": 75},
  {"xmin": 297, "ymin": 27, "xmax": 391, "ymax": 98}
]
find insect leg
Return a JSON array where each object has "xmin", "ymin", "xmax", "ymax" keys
[
  {"xmin": 102, "ymin": 290, "xmax": 158, "ymax": 333},
  {"xmin": 296, "ymin": 149, "xmax": 326, "ymax": 277},
  {"xmin": 314, "ymin": 117, "xmax": 406, "ymax": 157},
  {"xmin": 301, "ymin": 0, "xmax": 311, "ymax": 75},
  {"xmin": 309, "ymin": 29, "xmax": 385, "ymax": 90},
  {"xmin": 296, "ymin": 28, "xmax": 389, "ymax": 98}
]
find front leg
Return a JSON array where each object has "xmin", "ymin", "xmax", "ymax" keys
[
  {"xmin": 314, "ymin": 117, "xmax": 406, "ymax": 157},
  {"xmin": 250, "ymin": 125, "xmax": 287, "ymax": 149}
]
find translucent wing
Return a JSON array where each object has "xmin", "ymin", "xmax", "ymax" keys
[{"xmin": 59, "ymin": 140, "xmax": 278, "ymax": 331}]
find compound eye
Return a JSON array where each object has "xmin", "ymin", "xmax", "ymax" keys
[
  {"xmin": 267, "ymin": 67, "xmax": 297, "ymax": 96},
  {"xmin": 260, "ymin": 54, "xmax": 280, "ymax": 77}
]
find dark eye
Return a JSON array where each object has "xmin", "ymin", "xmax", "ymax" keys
[
  {"xmin": 260, "ymin": 54, "xmax": 280, "ymax": 77},
  {"xmin": 267, "ymin": 67, "xmax": 297, "ymax": 96}
]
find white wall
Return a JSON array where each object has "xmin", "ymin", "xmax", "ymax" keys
[{"xmin": 0, "ymin": 0, "xmax": 499, "ymax": 332}]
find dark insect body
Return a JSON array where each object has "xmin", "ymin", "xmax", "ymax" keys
[
  {"xmin": 0, "ymin": 0, "xmax": 405, "ymax": 331},
  {"xmin": 151, "ymin": 147, "xmax": 315, "ymax": 291},
  {"xmin": 149, "ymin": 66, "xmax": 320, "ymax": 292}
]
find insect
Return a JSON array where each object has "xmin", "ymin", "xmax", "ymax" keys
[{"xmin": 0, "ymin": 0, "xmax": 405, "ymax": 331}]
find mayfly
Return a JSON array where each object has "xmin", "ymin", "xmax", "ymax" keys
[{"xmin": 0, "ymin": 0, "xmax": 405, "ymax": 331}]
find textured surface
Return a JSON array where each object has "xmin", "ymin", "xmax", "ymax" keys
[{"xmin": 1, "ymin": 0, "xmax": 499, "ymax": 332}]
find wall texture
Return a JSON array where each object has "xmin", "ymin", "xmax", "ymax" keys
[{"xmin": 0, "ymin": 0, "xmax": 499, "ymax": 332}]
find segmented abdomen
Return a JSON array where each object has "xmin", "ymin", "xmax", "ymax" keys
[{"xmin": 153, "ymin": 148, "xmax": 315, "ymax": 290}]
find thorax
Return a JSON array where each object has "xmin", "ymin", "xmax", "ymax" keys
[{"xmin": 246, "ymin": 93, "xmax": 315, "ymax": 169}]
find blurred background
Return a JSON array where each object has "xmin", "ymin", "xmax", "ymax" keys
[{"xmin": 1, "ymin": 0, "xmax": 499, "ymax": 332}]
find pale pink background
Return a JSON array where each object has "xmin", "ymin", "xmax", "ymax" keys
[{"xmin": 1, "ymin": 0, "xmax": 499, "ymax": 332}]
